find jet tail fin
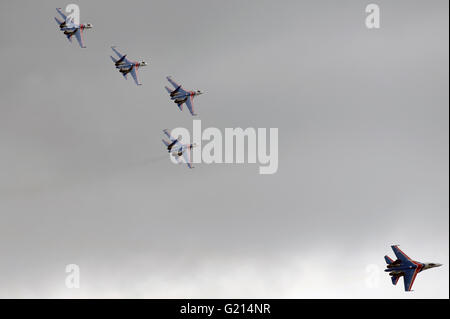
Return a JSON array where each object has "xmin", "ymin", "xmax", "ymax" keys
[
  {"xmin": 384, "ymin": 255, "xmax": 394, "ymax": 265},
  {"xmin": 110, "ymin": 55, "xmax": 118, "ymax": 63},
  {"xmin": 55, "ymin": 17, "xmax": 64, "ymax": 26}
]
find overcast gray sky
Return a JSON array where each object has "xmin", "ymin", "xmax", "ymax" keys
[{"xmin": 0, "ymin": 0, "xmax": 448, "ymax": 298}]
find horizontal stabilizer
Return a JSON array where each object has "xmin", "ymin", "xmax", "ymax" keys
[
  {"xmin": 165, "ymin": 86, "xmax": 173, "ymax": 94},
  {"xmin": 55, "ymin": 17, "xmax": 64, "ymax": 26},
  {"xmin": 391, "ymin": 275, "xmax": 400, "ymax": 285},
  {"xmin": 384, "ymin": 255, "xmax": 394, "ymax": 265}
]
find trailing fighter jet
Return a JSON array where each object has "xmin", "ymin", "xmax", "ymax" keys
[
  {"xmin": 110, "ymin": 46, "xmax": 148, "ymax": 86},
  {"xmin": 165, "ymin": 76, "xmax": 203, "ymax": 116},
  {"xmin": 384, "ymin": 245, "xmax": 442, "ymax": 291},
  {"xmin": 54, "ymin": 8, "xmax": 92, "ymax": 48},
  {"xmin": 162, "ymin": 129, "xmax": 196, "ymax": 169}
]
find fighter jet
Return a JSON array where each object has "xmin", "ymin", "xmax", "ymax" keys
[
  {"xmin": 162, "ymin": 129, "xmax": 196, "ymax": 169},
  {"xmin": 110, "ymin": 46, "xmax": 148, "ymax": 86},
  {"xmin": 165, "ymin": 76, "xmax": 203, "ymax": 116},
  {"xmin": 54, "ymin": 8, "xmax": 92, "ymax": 48},
  {"xmin": 384, "ymin": 245, "xmax": 442, "ymax": 291}
]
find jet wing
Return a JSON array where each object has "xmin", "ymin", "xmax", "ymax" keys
[
  {"xmin": 185, "ymin": 95, "xmax": 197, "ymax": 116},
  {"xmin": 55, "ymin": 17, "xmax": 64, "ymax": 26},
  {"xmin": 165, "ymin": 85, "xmax": 182, "ymax": 96},
  {"xmin": 56, "ymin": 8, "xmax": 68, "ymax": 21},
  {"xmin": 162, "ymin": 139, "xmax": 170, "ymax": 147},
  {"xmin": 166, "ymin": 76, "xmax": 187, "ymax": 94},
  {"xmin": 74, "ymin": 28, "xmax": 85, "ymax": 48},
  {"xmin": 111, "ymin": 46, "xmax": 124, "ymax": 58},
  {"xmin": 163, "ymin": 129, "xmax": 181, "ymax": 144},
  {"xmin": 130, "ymin": 67, "xmax": 141, "ymax": 86},
  {"xmin": 403, "ymin": 268, "xmax": 420, "ymax": 291},
  {"xmin": 391, "ymin": 245, "xmax": 414, "ymax": 265},
  {"xmin": 167, "ymin": 76, "xmax": 180, "ymax": 88},
  {"xmin": 111, "ymin": 47, "xmax": 132, "ymax": 65}
]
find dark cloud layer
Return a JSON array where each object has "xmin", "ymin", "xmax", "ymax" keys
[{"xmin": 0, "ymin": 0, "xmax": 448, "ymax": 298}]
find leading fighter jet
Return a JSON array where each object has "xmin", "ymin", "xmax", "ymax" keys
[
  {"xmin": 110, "ymin": 46, "xmax": 148, "ymax": 86},
  {"xmin": 54, "ymin": 8, "xmax": 92, "ymax": 48},
  {"xmin": 165, "ymin": 76, "xmax": 203, "ymax": 116},
  {"xmin": 384, "ymin": 245, "xmax": 442, "ymax": 291},
  {"xmin": 162, "ymin": 129, "xmax": 196, "ymax": 169}
]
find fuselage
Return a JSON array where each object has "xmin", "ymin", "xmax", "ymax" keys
[
  {"xmin": 385, "ymin": 261, "xmax": 441, "ymax": 277},
  {"xmin": 170, "ymin": 144, "xmax": 194, "ymax": 157},
  {"xmin": 385, "ymin": 264, "xmax": 423, "ymax": 272},
  {"xmin": 167, "ymin": 139, "xmax": 179, "ymax": 152},
  {"xmin": 63, "ymin": 28, "xmax": 77, "ymax": 36},
  {"xmin": 117, "ymin": 61, "xmax": 146, "ymax": 74},
  {"xmin": 386, "ymin": 259, "xmax": 423, "ymax": 270},
  {"xmin": 171, "ymin": 145, "xmax": 186, "ymax": 157},
  {"xmin": 118, "ymin": 64, "xmax": 134, "ymax": 74},
  {"xmin": 171, "ymin": 91, "xmax": 198, "ymax": 104},
  {"xmin": 115, "ymin": 55, "xmax": 127, "ymax": 66},
  {"xmin": 61, "ymin": 22, "xmax": 90, "ymax": 33}
]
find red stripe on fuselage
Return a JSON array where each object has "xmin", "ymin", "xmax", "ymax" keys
[{"xmin": 408, "ymin": 260, "xmax": 423, "ymax": 291}]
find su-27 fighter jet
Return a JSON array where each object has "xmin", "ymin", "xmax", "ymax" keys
[
  {"xmin": 162, "ymin": 129, "xmax": 196, "ymax": 169},
  {"xmin": 54, "ymin": 8, "xmax": 92, "ymax": 48},
  {"xmin": 384, "ymin": 245, "xmax": 442, "ymax": 291},
  {"xmin": 165, "ymin": 76, "xmax": 203, "ymax": 116},
  {"xmin": 110, "ymin": 46, "xmax": 148, "ymax": 86}
]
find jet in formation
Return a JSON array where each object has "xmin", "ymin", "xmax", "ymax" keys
[
  {"xmin": 54, "ymin": 8, "xmax": 92, "ymax": 48},
  {"xmin": 165, "ymin": 76, "xmax": 203, "ymax": 116},
  {"xmin": 110, "ymin": 46, "xmax": 148, "ymax": 86},
  {"xmin": 384, "ymin": 245, "xmax": 442, "ymax": 291},
  {"xmin": 162, "ymin": 129, "xmax": 196, "ymax": 169}
]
